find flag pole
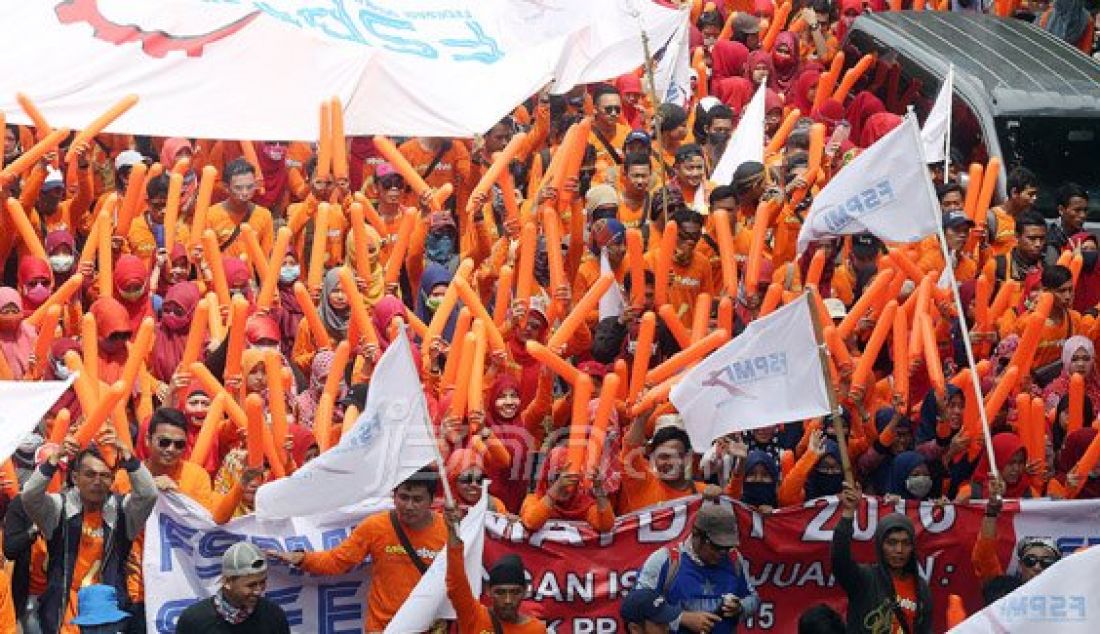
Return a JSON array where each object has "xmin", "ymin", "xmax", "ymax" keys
[
  {"xmin": 805, "ymin": 288, "xmax": 856, "ymax": 487},
  {"xmin": 399, "ymin": 322, "xmax": 456, "ymax": 506},
  {"xmin": 630, "ymin": 0, "xmax": 670, "ymax": 222},
  {"xmin": 907, "ymin": 116, "xmax": 999, "ymax": 479},
  {"xmin": 942, "ymin": 65, "xmax": 953, "ymax": 181}
]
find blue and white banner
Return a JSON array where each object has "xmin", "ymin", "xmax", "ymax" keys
[
  {"xmin": 797, "ymin": 116, "xmax": 940, "ymax": 252},
  {"xmin": 670, "ymin": 294, "xmax": 831, "ymax": 448},
  {"xmin": 144, "ymin": 492, "xmax": 390, "ymax": 634}
]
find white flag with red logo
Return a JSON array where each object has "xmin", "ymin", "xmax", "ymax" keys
[{"xmin": 670, "ymin": 295, "xmax": 830, "ymax": 448}]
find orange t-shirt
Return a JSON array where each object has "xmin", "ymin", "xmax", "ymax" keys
[
  {"xmin": 892, "ymin": 573, "xmax": 918, "ymax": 634},
  {"xmin": 205, "ymin": 201, "xmax": 274, "ymax": 259},
  {"xmin": 446, "ymin": 543, "xmax": 547, "ymax": 634},
  {"xmin": 644, "ymin": 250, "xmax": 716, "ymax": 325},
  {"xmin": 616, "ymin": 448, "xmax": 704, "ymax": 514},
  {"xmin": 0, "ymin": 569, "xmax": 16, "ymax": 634},
  {"xmin": 63, "ymin": 510, "xmax": 105, "ymax": 634},
  {"xmin": 302, "ymin": 511, "xmax": 447, "ymax": 632}
]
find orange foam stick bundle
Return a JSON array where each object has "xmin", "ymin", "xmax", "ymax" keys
[
  {"xmin": 629, "ymin": 312, "xmax": 657, "ymax": 400},
  {"xmin": 65, "ymin": 95, "xmax": 139, "ymax": 163},
  {"xmin": 988, "ymin": 279, "xmax": 1020, "ymax": 323},
  {"xmin": 257, "ymin": 226, "xmax": 292, "ymax": 310},
  {"xmin": 547, "ymin": 273, "xmax": 613, "ymax": 351},
  {"xmin": 293, "ymin": 282, "xmax": 332, "ymax": 349},
  {"xmin": 525, "ymin": 341, "xmax": 581, "ymax": 385},
  {"xmin": 383, "ymin": 209, "xmax": 416, "ymax": 286},
  {"xmin": 307, "ymin": 203, "xmax": 331, "ymax": 291},
  {"xmin": 654, "ymin": 221, "xmax": 678, "ymax": 307},
  {"xmin": 566, "ymin": 374, "xmax": 594, "ymax": 475}
]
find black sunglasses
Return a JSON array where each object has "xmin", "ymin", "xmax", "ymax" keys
[
  {"xmin": 156, "ymin": 438, "xmax": 187, "ymax": 450},
  {"xmin": 379, "ymin": 176, "xmax": 405, "ymax": 190},
  {"xmin": 1021, "ymin": 554, "xmax": 1057, "ymax": 569},
  {"xmin": 457, "ymin": 472, "xmax": 485, "ymax": 485},
  {"xmin": 697, "ymin": 531, "xmax": 732, "ymax": 553},
  {"xmin": 603, "ymin": 105, "xmax": 622, "ymax": 115}
]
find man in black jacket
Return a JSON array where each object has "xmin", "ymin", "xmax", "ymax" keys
[
  {"xmin": 176, "ymin": 542, "xmax": 289, "ymax": 633},
  {"xmin": 831, "ymin": 482, "xmax": 933, "ymax": 634}
]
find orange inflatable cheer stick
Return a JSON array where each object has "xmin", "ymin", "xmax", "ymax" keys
[
  {"xmin": 761, "ymin": 1, "xmax": 791, "ymax": 52},
  {"xmin": 805, "ymin": 249, "xmax": 828, "ymax": 289},
  {"xmin": 659, "ymin": 304, "xmax": 693, "ymax": 349},
  {"xmin": 383, "ymin": 209, "xmax": 417, "ymax": 286},
  {"xmin": 516, "ymin": 221, "xmax": 538, "ymax": 305},
  {"xmin": 814, "ymin": 52, "xmax": 845, "ymax": 112},
  {"xmin": 330, "ymin": 97, "xmax": 348, "ymax": 181},
  {"xmin": 647, "ymin": 329, "xmax": 729, "ymax": 385},
  {"xmin": 962, "ymin": 163, "xmax": 984, "ymax": 221},
  {"xmin": 526, "ymin": 341, "xmax": 581, "ymax": 385},
  {"xmin": 920, "ymin": 311, "xmax": 947, "ymax": 396},
  {"xmin": 983, "ymin": 366, "xmax": 1019, "ymax": 423},
  {"xmin": 316, "ymin": 100, "xmax": 332, "ymax": 180},
  {"xmin": 27, "ymin": 273, "xmax": 83, "ymax": 328},
  {"xmin": 244, "ymin": 393, "xmax": 266, "ymax": 469},
  {"xmin": 655, "ymin": 221, "xmax": 678, "ymax": 307},
  {"xmin": 1017, "ymin": 394, "xmax": 1042, "ymax": 464},
  {"xmin": 759, "ymin": 283, "xmax": 783, "ymax": 317},
  {"xmin": 976, "ymin": 157, "xmax": 1001, "ymax": 217},
  {"xmin": 557, "ymin": 119, "xmax": 593, "ymax": 214},
  {"xmin": 493, "ymin": 265, "xmax": 514, "ymax": 329},
  {"xmin": 441, "ymin": 309, "xmax": 472, "ymax": 388},
  {"xmin": 31, "ymin": 305, "xmax": 62, "ymax": 376},
  {"xmin": 824, "ymin": 325, "xmax": 853, "ymax": 371},
  {"xmin": 629, "ymin": 312, "xmax": 658, "ymax": 401},
  {"xmin": 566, "ymin": 374, "xmax": 594, "ymax": 475},
  {"xmin": 718, "ymin": 295, "xmax": 733, "ymax": 335},
  {"xmin": 189, "ymin": 393, "xmax": 227, "ymax": 469},
  {"xmin": 114, "ymin": 162, "xmax": 148, "ymax": 238},
  {"xmin": 691, "ymin": 293, "xmax": 710, "ymax": 342},
  {"xmin": 1068, "ymin": 424, "xmax": 1100, "ymax": 497},
  {"xmin": 498, "ymin": 168, "xmax": 521, "ymax": 230},
  {"xmin": 1070, "ymin": 253, "xmax": 1083, "ymax": 287},
  {"xmin": 5, "ymin": 198, "xmax": 48, "ymax": 260},
  {"xmin": 264, "ymin": 350, "xmax": 289, "ymax": 462},
  {"xmin": 626, "ymin": 228, "xmax": 647, "ymax": 307},
  {"xmin": 48, "ymin": 407, "xmax": 73, "ymax": 449},
  {"xmin": 353, "ymin": 192, "xmax": 388, "ymax": 237},
  {"xmin": 348, "ymin": 203, "xmax": 374, "ymax": 279},
  {"xmin": 453, "ymin": 276, "xmax": 507, "ymax": 353},
  {"xmin": 73, "ymin": 382, "xmax": 128, "ymax": 448},
  {"xmin": 293, "ymin": 282, "xmax": 332, "ymax": 350},
  {"xmin": 222, "ymin": 295, "xmax": 250, "ymax": 381},
  {"xmin": 710, "ymin": 210, "xmax": 739, "ymax": 297},
  {"xmin": 541, "ymin": 205, "xmax": 567, "ymax": 294},
  {"xmin": 945, "ymin": 595, "xmax": 967, "ymax": 629},
  {"xmin": 120, "ymin": 317, "xmax": 155, "ymax": 390},
  {"xmin": 547, "ymin": 273, "xmax": 613, "ymax": 351},
  {"xmin": 832, "ymin": 54, "xmax": 876, "ymax": 104},
  {"xmin": 1068, "ymin": 373, "xmax": 1085, "ymax": 435},
  {"xmin": 80, "ymin": 313, "xmax": 100, "ymax": 396},
  {"xmin": 744, "ymin": 202, "xmax": 778, "ymax": 293},
  {"xmin": 163, "ymin": 172, "xmax": 184, "ymax": 255},
  {"xmin": 1009, "ymin": 292, "xmax": 1053, "ymax": 372},
  {"xmin": 65, "ymin": 95, "xmax": 139, "ymax": 163},
  {"xmin": 450, "ymin": 331, "xmax": 478, "ymax": 418},
  {"xmin": 892, "ymin": 308, "xmax": 909, "ymax": 408},
  {"xmin": 837, "ymin": 269, "xmax": 894, "ymax": 340},
  {"xmin": 887, "ymin": 248, "xmax": 924, "ymax": 284},
  {"xmin": 467, "ymin": 320, "xmax": 489, "ymax": 420},
  {"xmin": 852, "ymin": 301, "xmax": 897, "ymax": 393},
  {"xmin": 96, "ymin": 204, "xmax": 115, "ymax": 299},
  {"xmin": 206, "ymin": 293, "xmax": 226, "ymax": 342},
  {"xmin": 467, "ymin": 133, "xmax": 528, "ymax": 216},
  {"xmin": 201, "ymin": 230, "xmax": 231, "ymax": 307},
  {"xmin": 806, "ymin": 124, "xmax": 826, "ymax": 179},
  {"xmin": 586, "ymin": 374, "xmax": 621, "ymax": 477},
  {"xmin": 0, "ymin": 128, "xmax": 70, "ymax": 185},
  {"xmin": 423, "ymin": 280, "xmax": 460, "ymax": 361},
  {"xmin": 307, "ymin": 203, "xmax": 331, "ymax": 292},
  {"xmin": 988, "ymin": 279, "xmax": 1020, "ymax": 323},
  {"xmin": 179, "ymin": 297, "xmax": 210, "ymax": 369},
  {"xmin": 323, "ymin": 341, "xmax": 351, "ymax": 403},
  {"xmin": 240, "ymin": 224, "xmax": 269, "ymax": 284},
  {"xmin": 15, "ymin": 93, "xmax": 51, "ymax": 140},
  {"xmin": 256, "ymin": 226, "xmax": 292, "ymax": 310},
  {"xmin": 765, "ymin": 109, "xmax": 801, "ymax": 156},
  {"xmin": 372, "ymin": 136, "xmax": 433, "ymax": 199},
  {"xmin": 189, "ymin": 166, "xmax": 218, "ymax": 247},
  {"xmin": 338, "ymin": 267, "xmax": 379, "ymax": 347},
  {"xmin": 974, "ymin": 274, "xmax": 992, "ymax": 332}
]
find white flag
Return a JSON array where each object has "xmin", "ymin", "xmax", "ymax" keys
[
  {"xmin": 949, "ymin": 546, "xmax": 1100, "ymax": 633},
  {"xmin": 651, "ymin": 8, "xmax": 692, "ymax": 107},
  {"xmin": 921, "ymin": 65, "xmax": 954, "ymax": 164},
  {"xmin": 0, "ymin": 377, "xmax": 75, "ymax": 463},
  {"xmin": 709, "ymin": 81, "xmax": 766, "ymax": 189},
  {"xmin": 384, "ymin": 488, "xmax": 489, "ymax": 633},
  {"xmin": 796, "ymin": 116, "xmax": 940, "ymax": 253},
  {"xmin": 670, "ymin": 295, "xmax": 830, "ymax": 448},
  {"xmin": 598, "ymin": 250, "xmax": 627, "ymax": 320},
  {"xmin": 255, "ymin": 328, "xmax": 436, "ymax": 519}
]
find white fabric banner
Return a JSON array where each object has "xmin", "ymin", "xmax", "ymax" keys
[
  {"xmin": 950, "ymin": 543, "xmax": 1100, "ymax": 633},
  {"xmin": 0, "ymin": 0, "xmax": 682, "ymax": 139},
  {"xmin": 670, "ymin": 295, "xmax": 831, "ymax": 448},
  {"xmin": 255, "ymin": 328, "xmax": 436, "ymax": 519},
  {"xmin": 709, "ymin": 81, "xmax": 766, "ymax": 190},
  {"xmin": 598, "ymin": 249, "xmax": 627, "ymax": 321},
  {"xmin": 797, "ymin": 116, "xmax": 940, "ymax": 252},
  {"xmin": 650, "ymin": 7, "xmax": 692, "ymax": 107},
  {"xmin": 385, "ymin": 489, "xmax": 489, "ymax": 633},
  {"xmin": 0, "ymin": 377, "xmax": 75, "ymax": 463},
  {"xmin": 921, "ymin": 65, "xmax": 954, "ymax": 164},
  {"xmin": 144, "ymin": 492, "xmax": 390, "ymax": 634}
]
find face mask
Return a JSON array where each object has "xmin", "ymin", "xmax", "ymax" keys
[
  {"xmin": 709, "ymin": 131, "xmax": 731, "ymax": 148},
  {"xmin": 742, "ymin": 482, "xmax": 778, "ymax": 508},
  {"xmin": 162, "ymin": 312, "xmax": 190, "ymax": 331},
  {"xmin": 53, "ymin": 361, "xmax": 71, "ymax": 380},
  {"xmin": 906, "ymin": 475, "xmax": 933, "ymax": 499},
  {"xmin": 808, "ymin": 471, "xmax": 844, "ymax": 498},
  {"xmin": 49, "ymin": 254, "xmax": 75, "ymax": 273},
  {"xmin": 24, "ymin": 285, "xmax": 51, "ymax": 305},
  {"xmin": 1083, "ymin": 251, "xmax": 1098, "ymax": 272},
  {"xmin": 279, "ymin": 265, "xmax": 300, "ymax": 284},
  {"xmin": 119, "ymin": 287, "xmax": 145, "ymax": 302},
  {"xmin": 425, "ymin": 296, "xmax": 443, "ymax": 312}
]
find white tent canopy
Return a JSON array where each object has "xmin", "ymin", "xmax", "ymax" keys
[{"xmin": 0, "ymin": 0, "xmax": 684, "ymax": 140}]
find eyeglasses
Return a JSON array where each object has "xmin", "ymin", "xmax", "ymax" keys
[
  {"xmin": 156, "ymin": 438, "xmax": 187, "ymax": 450},
  {"xmin": 602, "ymin": 105, "xmax": 622, "ymax": 115},
  {"xmin": 27, "ymin": 279, "xmax": 51, "ymax": 289},
  {"xmin": 1021, "ymin": 554, "xmax": 1057, "ymax": 569},
  {"xmin": 457, "ymin": 472, "xmax": 485, "ymax": 485},
  {"xmin": 379, "ymin": 176, "xmax": 405, "ymax": 190}
]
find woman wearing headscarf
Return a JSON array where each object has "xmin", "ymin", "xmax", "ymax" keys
[
  {"xmin": 519, "ymin": 446, "xmax": 614, "ymax": 532},
  {"xmin": 1042, "ymin": 336, "xmax": 1100, "ymax": 414},
  {"xmin": 254, "ymin": 141, "xmax": 291, "ymax": 215},
  {"xmin": 789, "ymin": 69, "xmax": 821, "ymax": 113},
  {"xmin": 778, "ymin": 429, "xmax": 844, "ymax": 505},
  {"xmin": 415, "ymin": 263, "xmax": 458, "ymax": 342},
  {"xmin": 113, "ymin": 254, "xmax": 154, "ymax": 332},
  {"xmin": 343, "ymin": 225, "xmax": 385, "ymax": 306},
  {"xmin": 711, "ymin": 40, "xmax": 750, "ymax": 85},
  {"xmin": 859, "ymin": 112, "xmax": 903, "ymax": 149},
  {"xmin": 160, "ymin": 138, "xmax": 198, "ymax": 218},
  {"xmin": 17, "ymin": 255, "xmax": 53, "ymax": 316},
  {"xmin": 445, "ymin": 448, "xmax": 508, "ymax": 515},
  {"xmin": 273, "ymin": 247, "xmax": 305, "ymax": 359},
  {"xmin": 482, "ymin": 372, "xmax": 553, "ymax": 511},
  {"xmin": 296, "ymin": 350, "xmax": 335, "ymax": 430},
  {"xmin": 811, "ymin": 99, "xmax": 846, "ymax": 136},
  {"xmin": 885, "ymin": 451, "xmax": 935, "ymax": 501},
  {"xmin": 1041, "ymin": 0, "xmax": 1094, "ymax": 54},
  {"xmin": 1056, "ymin": 428, "xmax": 1100, "ymax": 499},
  {"xmin": 614, "ymin": 73, "xmax": 647, "ymax": 131},
  {"xmin": 958, "ymin": 433, "xmax": 1037, "ymax": 500},
  {"xmin": 845, "ymin": 92, "xmax": 886, "ymax": 147},
  {"xmin": 150, "ymin": 281, "xmax": 202, "ymax": 383},
  {"xmin": 712, "ymin": 77, "xmax": 755, "ymax": 111},
  {"xmin": 857, "ymin": 405, "xmax": 915, "ymax": 495},
  {"xmin": 222, "ymin": 256, "xmax": 255, "ymax": 305},
  {"xmin": 739, "ymin": 450, "xmax": 781, "ymax": 512},
  {"xmin": 44, "ymin": 338, "xmax": 83, "ymax": 419},
  {"xmin": 0, "ymin": 288, "xmax": 36, "ymax": 379},
  {"xmin": 743, "ymin": 50, "xmax": 778, "ymax": 90},
  {"xmin": 407, "ymin": 211, "xmax": 461, "ymax": 303},
  {"xmin": 771, "ymin": 32, "xmax": 802, "ymax": 92},
  {"xmin": 1067, "ymin": 232, "xmax": 1100, "ymax": 311},
  {"xmin": 573, "ymin": 218, "xmax": 627, "ymax": 302},
  {"xmin": 89, "ymin": 297, "xmax": 133, "ymax": 385},
  {"xmin": 292, "ymin": 269, "xmax": 348, "ymax": 373}
]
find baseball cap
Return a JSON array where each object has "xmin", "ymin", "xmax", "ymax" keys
[
  {"xmin": 620, "ymin": 588, "xmax": 681, "ymax": 625},
  {"xmin": 851, "ymin": 232, "xmax": 882, "ymax": 258},
  {"xmin": 114, "ymin": 150, "xmax": 145, "ymax": 171},
  {"xmin": 585, "ymin": 184, "xmax": 620, "ymax": 214},
  {"xmin": 375, "ymin": 162, "xmax": 399, "ymax": 180},
  {"xmin": 624, "ymin": 130, "xmax": 651, "ymax": 147},
  {"xmin": 222, "ymin": 541, "xmax": 268, "ymax": 578},
  {"xmin": 655, "ymin": 414, "xmax": 685, "ymax": 430},
  {"xmin": 42, "ymin": 168, "xmax": 64, "ymax": 192},
  {"xmin": 943, "ymin": 210, "xmax": 975, "ymax": 231},
  {"xmin": 694, "ymin": 503, "xmax": 739, "ymax": 548},
  {"xmin": 823, "ymin": 297, "xmax": 847, "ymax": 320}
]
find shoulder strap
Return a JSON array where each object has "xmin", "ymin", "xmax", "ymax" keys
[
  {"xmin": 591, "ymin": 127, "xmax": 623, "ymax": 165},
  {"xmin": 389, "ymin": 510, "xmax": 429, "ymax": 574},
  {"xmin": 490, "ymin": 611, "xmax": 505, "ymax": 634},
  {"xmin": 421, "ymin": 141, "xmax": 452, "ymax": 183},
  {"xmin": 994, "ymin": 254, "xmax": 1007, "ymax": 283},
  {"xmin": 218, "ymin": 204, "xmax": 255, "ymax": 251},
  {"xmin": 702, "ymin": 233, "xmax": 719, "ymax": 255},
  {"xmin": 661, "ymin": 546, "xmax": 682, "ymax": 596}
]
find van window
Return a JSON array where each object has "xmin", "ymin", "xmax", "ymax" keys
[{"xmin": 999, "ymin": 117, "xmax": 1100, "ymax": 219}]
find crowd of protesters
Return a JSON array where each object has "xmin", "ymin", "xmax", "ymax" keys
[{"xmin": 0, "ymin": 0, "xmax": 1097, "ymax": 632}]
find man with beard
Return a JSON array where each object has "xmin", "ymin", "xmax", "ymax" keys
[{"xmin": 176, "ymin": 542, "xmax": 289, "ymax": 633}]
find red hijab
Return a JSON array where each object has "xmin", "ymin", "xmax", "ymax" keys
[
  {"xmin": 711, "ymin": 41, "xmax": 750, "ymax": 83},
  {"xmin": 859, "ymin": 112, "xmax": 902, "ymax": 148},
  {"xmin": 712, "ymin": 77, "xmax": 754, "ymax": 111},
  {"xmin": 846, "ymin": 92, "xmax": 886, "ymax": 147},
  {"xmin": 535, "ymin": 446, "xmax": 596, "ymax": 520},
  {"xmin": 150, "ymin": 281, "xmax": 202, "ymax": 382},
  {"xmin": 113, "ymin": 255, "xmax": 153, "ymax": 332},
  {"xmin": 254, "ymin": 142, "xmax": 290, "ymax": 209},
  {"xmin": 17, "ymin": 255, "xmax": 53, "ymax": 314},
  {"xmin": 614, "ymin": 74, "xmax": 646, "ymax": 130},
  {"xmin": 771, "ymin": 32, "xmax": 801, "ymax": 90},
  {"xmin": 90, "ymin": 297, "xmax": 132, "ymax": 384},
  {"xmin": 790, "ymin": 70, "xmax": 821, "ymax": 113},
  {"xmin": 1057, "ymin": 428, "xmax": 1100, "ymax": 499},
  {"xmin": 972, "ymin": 433, "xmax": 1033, "ymax": 498},
  {"xmin": 743, "ymin": 50, "xmax": 778, "ymax": 89}
]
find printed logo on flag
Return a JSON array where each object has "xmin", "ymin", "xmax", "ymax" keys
[
  {"xmin": 701, "ymin": 352, "xmax": 788, "ymax": 400},
  {"xmin": 811, "ymin": 180, "xmax": 897, "ymax": 234}
]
